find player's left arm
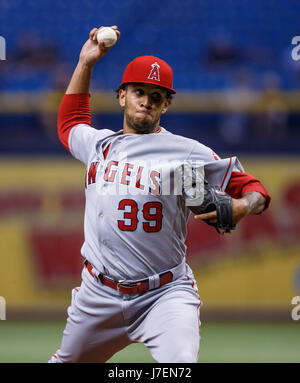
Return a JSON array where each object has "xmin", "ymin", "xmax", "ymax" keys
[
  {"xmin": 195, "ymin": 171, "xmax": 270, "ymax": 224},
  {"xmin": 229, "ymin": 190, "xmax": 266, "ymax": 224}
]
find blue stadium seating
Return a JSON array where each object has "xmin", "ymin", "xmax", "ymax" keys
[{"xmin": 0, "ymin": 0, "xmax": 299, "ymax": 91}]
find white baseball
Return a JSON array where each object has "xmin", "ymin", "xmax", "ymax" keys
[{"xmin": 96, "ymin": 27, "xmax": 117, "ymax": 47}]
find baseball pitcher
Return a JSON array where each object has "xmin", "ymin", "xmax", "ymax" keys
[{"xmin": 48, "ymin": 26, "xmax": 271, "ymax": 363}]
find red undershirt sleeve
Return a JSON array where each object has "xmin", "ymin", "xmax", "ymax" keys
[
  {"xmin": 57, "ymin": 93, "xmax": 91, "ymax": 151},
  {"xmin": 225, "ymin": 171, "xmax": 271, "ymax": 211}
]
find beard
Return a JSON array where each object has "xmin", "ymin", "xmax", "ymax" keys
[{"xmin": 125, "ymin": 110, "xmax": 160, "ymax": 134}]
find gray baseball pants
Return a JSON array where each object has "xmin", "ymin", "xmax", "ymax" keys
[{"xmin": 48, "ymin": 263, "xmax": 202, "ymax": 363}]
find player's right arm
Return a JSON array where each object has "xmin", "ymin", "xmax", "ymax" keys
[
  {"xmin": 57, "ymin": 26, "xmax": 120, "ymax": 163},
  {"xmin": 65, "ymin": 26, "xmax": 120, "ymax": 94}
]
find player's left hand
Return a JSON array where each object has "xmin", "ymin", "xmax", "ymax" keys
[{"xmin": 194, "ymin": 197, "xmax": 249, "ymax": 225}]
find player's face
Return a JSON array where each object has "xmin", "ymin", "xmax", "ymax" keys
[{"xmin": 119, "ymin": 83, "xmax": 171, "ymax": 134}]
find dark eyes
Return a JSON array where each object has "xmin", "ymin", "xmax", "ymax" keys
[
  {"xmin": 135, "ymin": 89, "xmax": 162, "ymax": 102},
  {"xmin": 135, "ymin": 89, "xmax": 144, "ymax": 96},
  {"xmin": 152, "ymin": 93, "xmax": 162, "ymax": 102}
]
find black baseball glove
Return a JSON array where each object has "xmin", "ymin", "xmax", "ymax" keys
[{"xmin": 183, "ymin": 179, "xmax": 236, "ymax": 234}]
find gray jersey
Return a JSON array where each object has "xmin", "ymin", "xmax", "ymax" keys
[{"xmin": 69, "ymin": 124, "xmax": 244, "ymax": 281}]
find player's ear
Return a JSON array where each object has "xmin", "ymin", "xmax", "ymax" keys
[
  {"xmin": 118, "ymin": 88, "xmax": 126, "ymax": 108},
  {"xmin": 161, "ymin": 97, "xmax": 171, "ymax": 114}
]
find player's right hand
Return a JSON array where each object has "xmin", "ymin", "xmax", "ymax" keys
[{"xmin": 79, "ymin": 26, "xmax": 120, "ymax": 67}]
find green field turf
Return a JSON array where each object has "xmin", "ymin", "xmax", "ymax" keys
[{"xmin": 0, "ymin": 321, "xmax": 299, "ymax": 363}]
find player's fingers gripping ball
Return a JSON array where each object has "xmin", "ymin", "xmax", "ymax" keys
[{"xmin": 96, "ymin": 27, "xmax": 118, "ymax": 47}]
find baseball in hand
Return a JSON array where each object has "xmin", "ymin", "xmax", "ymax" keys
[{"xmin": 96, "ymin": 27, "xmax": 117, "ymax": 47}]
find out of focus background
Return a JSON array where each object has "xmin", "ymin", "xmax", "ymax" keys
[{"xmin": 0, "ymin": 0, "xmax": 299, "ymax": 363}]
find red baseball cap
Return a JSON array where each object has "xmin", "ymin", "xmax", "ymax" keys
[{"xmin": 120, "ymin": 55, "xmax": 176, "ymax": 94}]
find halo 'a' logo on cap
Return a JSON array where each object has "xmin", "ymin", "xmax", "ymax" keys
[{"xmin": 148, "ymin": 62, "xmax": 160, "ymax": 82}]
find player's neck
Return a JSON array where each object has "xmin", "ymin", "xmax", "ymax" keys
[{"xmin": 123, "ymin": 120, "xmax": 161, "ymax": 135}]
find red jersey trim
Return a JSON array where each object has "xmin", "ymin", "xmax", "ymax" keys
[
  {"xmin": 103, "ymin": 143, "xmax": 111, "ymax": 160},
  {"xmin": 225, "ymin": 171, "xmax": 271, "ymax": 210}
]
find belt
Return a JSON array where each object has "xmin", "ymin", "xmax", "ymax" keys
[{"xmin": 85, "ymin": 261, "xmax": 173, "ymax": 295}]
